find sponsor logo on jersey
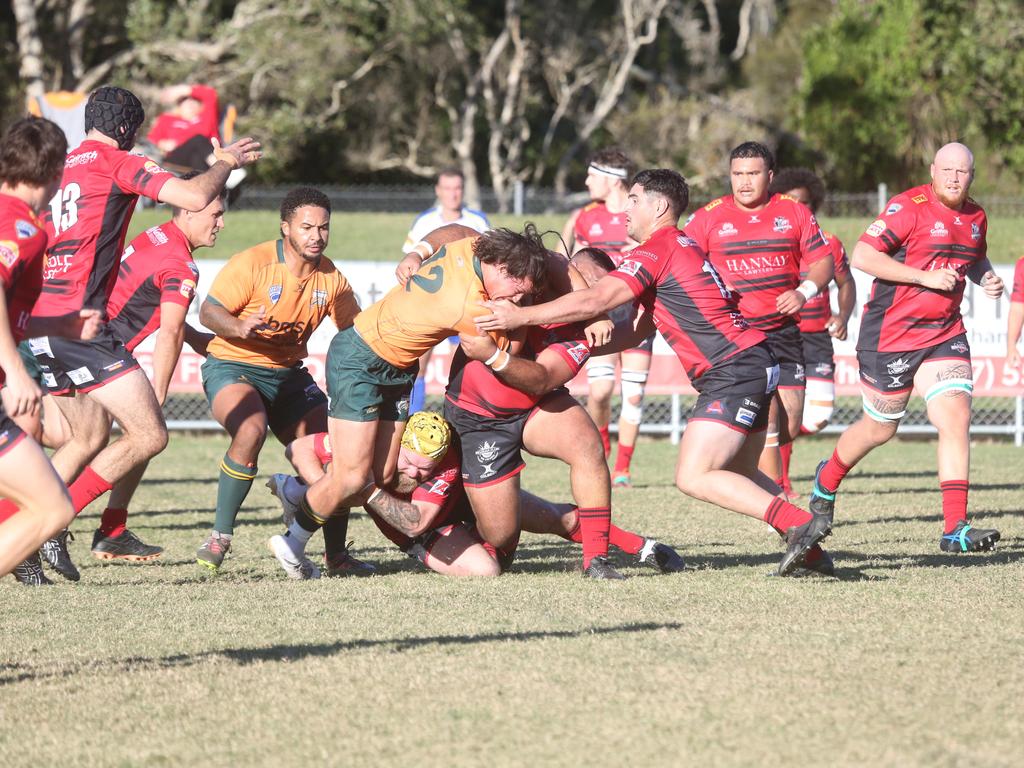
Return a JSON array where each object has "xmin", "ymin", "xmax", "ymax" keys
[
  {"xmin": 0, "ymin": 240, "xmax": 18, "ymax": 268},
  {"xmin": 588, "ymin": 223, "xmax": 604, "ymax": 237},
  {"xmin": 794, "ymin": 363, "xmax": 805, "ymax": 382},
  {"xmin": 885, "ymin": 203, "xmax": 903, "ymax": 216},
  {"xmin": 180, "ymin": 278, "xmax": 197, "ymax": 299},
  {"xmin": 675, "ymin": 235, "xmax": 698, "ymax": 249},
  {"xmin": 704, "ymin": 199, "xmax": 724, "ymax": 211},
  {"xmin": 866, "ymin": 219, "xmax": 886, "ymax": 237},
  {"xmin": 930, "ymin": 221, "xmax": 948, "ymax": 237},
  {"xmin": 705, "ymin": 400, "xmax": 724, "ymax": 415},
  {"xmin": 65, "ymin": 151, "xmax": 98, "ymax": 168},
  {"xmin": 773, "ymin": 216, "xmax": 792, "ymax": 233},
  {"xmin": 684, "ymin": 213, "xmax": 696, "ymax": 226},
  {"xmin": 303, "ymin": 383, "xmax": 321, "ymax": 400},
  {"xmin": 748, "ymin": 215, "xmax": 760, "ymax": 224},
  {"xmin": 188, "ymin": 261, "xmax": 200, "ymax": 276},
  {"xmin": 428, "ymin": 478, "xmax": 450, "ymax": 496},
  {"xmin": 120, "ymin": 244, "xmax": 135, "ymax": 262},
  {"xmin": 566, "ymin": 343, "xmax": 589, "ymax": 365},
  {"xmin": 268, "ymin": 284, "xmax": 282, "ymax": 304},
  {"xmin": 911, "ymin": 194, "xmax": 928, "ymax": 204},
  {"xmin": 143, "ymin": 160, "xmax": 166, "ymax": 175},
  {"xmin": 146, "ymin": 226, "xmax": 168, "ymax": 245},
  {"xmin": 718, "ymin": 222, "xmax": 738, "ymax": 237},
  {"xmin": 610, "ymin": 216, "xmax": 621, "ymax": 225},
  {"xmin": 42, "ymin": 372, "xmax": 58, "ymax": 388},
  {"xmin": 14, "ymin": 219, "xmax": 37, "ymax": 239},
  {"xmin": 103, "ymin": 361, "xmax": 125, "ymax": 373},
  {"xmin": 67, "ymin": 366, "xmax": 95, "ymax": 385},
  {"xmin": 725, "ymin": 254, "xmax": 788, "ymax": 273},
  {"xmin": 953, "ymin": 216, "xmax": 963, "ymax": 226},
  {"xmin": 886, "ymin": 358, "xmax": 911, "ymax": 375},
  {"xmin": 971, "ymin": 223, "xmax": 982, "ymax": 241},
  {"xmin": 735, "ymin": 407, "xmax": 756, "ymax": 427},
  {"xmin": 310, "ymin": 288, "xmax": 327, "ymax": 307},
  {"xmin": 950, "ymin": 340, "xmax": 969, "ymax": 354},
  {"xmin": 889, "ymin": 375, "xmax": 905, "ymax": 387},
  {"xmin": 814, "ymin": 362, "xmax": 833, "ymax": 376},
  {"xmin": 616, "ymin": 260, "xmax": 643, "ymax": 277}
]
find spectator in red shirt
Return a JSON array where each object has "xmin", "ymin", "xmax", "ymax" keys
[{"xmin": 146, "ymin": 84, "xmax": 221, "ymax": 171}]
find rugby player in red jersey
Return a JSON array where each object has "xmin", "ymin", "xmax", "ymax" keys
[
  {"xmin": 478, "ymin": 169, "xmax": 833, "ymax": 576},
  {"xmin": 85, "ymin": 173, "xmax": 224, "ymax": 562},
  {"xmin": 17, "ymin": 85, "xmax": 261, "ymax": 581},
  {"xmin": 810, "ymin": 143, "xmax": 1004, "ymax": 553},
  {"xmin": 0, "ymin": 118, "xmax": 103, "ymax": 583},
  {"xmin": 767, "ymin": 169, "xmax": 856, "ymax": 497},
  {"xmin": 684, "ymin": 143, "xmax": 833, "ymax": 493},
  {"xmin": 1006, "ymin": 255, "xmax": 1024, "ymax": 371},
  {"xmin": 560, "ymin": 148, "xmax": 651, "ymax": 487}
]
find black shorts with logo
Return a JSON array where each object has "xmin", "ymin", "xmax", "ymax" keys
[
  {"xmin": 857, "ymin": 333, "xmax": 971, "ymax": 395},
  {"xmin": 28, "ymin": 327, "xmax": 140, "ymax": 395},
  {"xmin": 801, "ymin": 330, "xmax": 836, "ymax": 383},
  {"xmin": 764, "ymin": 324, "xmax": 805, "ymax": 389},
  {"xmin": 443, "ymin": 398, "xmax": 529, "ymax": 487},
  {"xmin": 0, "ymin": 402, "xmax": 27, "ymax": 458},
  {"xmin": 688, "ymin": 342, "xmax": 779, "ymax": 435}
]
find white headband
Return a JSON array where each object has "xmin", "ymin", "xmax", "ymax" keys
[{"xmin": 588, "ymin": 163, "xmax": 628, "ymax": 180}]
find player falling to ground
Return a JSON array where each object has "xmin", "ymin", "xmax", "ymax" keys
[
  {"xmin": 267, "ymin": 225, "xmax": 546, "ymax": 579},
  {"xmin": 87, "ymin": 173, "xmax": 226, "ymax": 563},
  {"xmin": 399, "ymin": 168, "xmax": 490, "ymax": 415},
  {"xmin": 477, "ymin": 169, "xmax": 833, "ymax": 576},
  {"xmin": 451, "ymin": 247, "xmax": 684, "ymax": 578},
  {"xmin": 0, "ymin": 118, "xmax": 103, "ymax": 583},
  {"xmin": 10, "ymin": 86, "xmax": 261, "ymax": 584},
  {"xmin": 809, "ymin": 142, "xmax": 1004, "ymax": 554},
  {"xmin": 194, "ymin": 187, "xmax": 361, "ymax": 576},
  {"xmin": 767, "ymin": 169, "xmax": 856, "ymax": 497},
  {"xmin": 684, "ymin": 142, "xmax": 833, "ymax": 493},
  {"xmin": 271, "ymin": 412, "xmax": 682, "ymax": 578},
  {"xmin": 1006, "ymin": 255, "xmax": 1024, "ymax": 371},
  {"xmin": 560, "ymin": 148, "xmax": 652, "ymax": 488}
]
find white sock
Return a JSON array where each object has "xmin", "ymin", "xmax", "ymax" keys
[{"xmin": 285, "ymin": 522, "xmax": 313, "ymax": 554}]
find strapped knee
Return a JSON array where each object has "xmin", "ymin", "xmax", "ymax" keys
[
  {"xmin": 587, "ymin": 362, "xmax": 615, "ymax": 383},
  {"xmin": 924, "ymin": 378, "xmax": 973, "ymax": 402},
  {"xmin": 862, "ymin": 395, "xmax": 906, "ymax": 423},
  {"xmin": 619, "ymin": 369, "xmax": 649, "ymax": 425},
  {"xmin": 802, "ymin": 379, "xmax": 835, "ymax": 433}
]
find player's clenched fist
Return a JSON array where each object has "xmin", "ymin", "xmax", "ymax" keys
[
  {"xmin": 919, "ymin": 267, "xmax": 959, "ymax": 292},
  {"xmin": 237, "ymin": 306, "xmax": 268, "ymax": 338}
]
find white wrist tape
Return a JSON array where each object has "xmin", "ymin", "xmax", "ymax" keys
[
  {"xmin": 483, "ymin": 349, "xmax": 502, "ymax": 366},
  {"xmin": 411, "ymin": 241, "xmax": 434, "ymax": 261},
  {"xmin": 796, "ymin": 280, "xmax": 819, "ymax": 301},
  {"xmin": 490, "ymin": 351, "xmax": 511, "ymax": 372}
]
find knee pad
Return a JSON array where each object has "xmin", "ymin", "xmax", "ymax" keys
[
  {"xmin": 924, "ymin": 378, "xmax": 973, "ymax": 402},
  {"xmin": 587, "ymin": 362, "xmax": 616, "ymax": 383},
  {"xmin": 619, "ymin": 369, "xmax": 649, "ymax": 425},
  {"xmin": 802, "ymin": 378, "xmax": 835, "ymax": 433},
  {"xmin": 862, "ymin": 394, "xmax": 906, "ymax": 423}
]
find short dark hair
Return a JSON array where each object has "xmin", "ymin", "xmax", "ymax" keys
[
  {"xmin": 280, "ymin": 186, "xmax": 331, "ymax": 222},
  {"xmin": 0, "ymin": 117, "xmax": 68, "ymax": 187},
  {"xmin": 768, "ymin": 167, "xmax": 826, "ymax": 213},
  {"xmin": 729, "ymin": 141, "xmax": 775, "ymax": 171},
  {"xmin": 632, "ymin": 169, "xmax": 690, "ymax": 219},
  {"xmin": 473, "ymin": 223, "xmax": 549, "ymax": 287},
  {"xmin": 571, "ymin": 247, "xmax": 616, "ymax": 274},
  {"xmin": 588, "ymin": 147, "xmax": 635, "ymax": 186},
  {"xmin": 437, "ymin": 167, "xmax": 464, "ymax": 183}
]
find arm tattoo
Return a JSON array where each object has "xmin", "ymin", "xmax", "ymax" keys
[{"xmin": 365, "ymin": 490, "xmax": 421, "ymax": 535}]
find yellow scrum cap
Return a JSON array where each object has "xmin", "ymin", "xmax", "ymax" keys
[{"xmin": 401, "ymin": 411, "xmax": 452, "ymax": 460}]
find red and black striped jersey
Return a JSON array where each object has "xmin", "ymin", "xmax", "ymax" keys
[
  {"xmin": 684, "ymin": 193, "xmax": 828, "ymax": 331},
  {"xmin": 36, "ymin": 140, "xmax": 172, "ymax": 317},
  {"xmin": 445, "ymin": 323, "xmax": 591, "ymax": 418},
  {"xmin": 857, "ymin": 184, "xmax": 986, "ymax": 352},
  {"xmin": 799, "ymin": 230, "xmax": 850, "ymax": 334},
  {"xmin": 574, "ymin": 202, "xmax": 631, "ymax": 265},
  {"xmin": 608, "ymin": 225, "xmax": 765, "ymax": 381},
  {"xmin": 107, "ymin": 220, "xmax": 198, "ymax": 353},
  {"xmin": 0, "ymin": 195, "xmax": 48, "ymax": 384}
]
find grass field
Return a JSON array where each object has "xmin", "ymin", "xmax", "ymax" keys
[
  {"xmin": 127, "ymin": 209, "xmax": 1024, "ymax": 265},
  {"xmin": 2, "ymin": 434, "xmax": 1022, "ymax": 766}
]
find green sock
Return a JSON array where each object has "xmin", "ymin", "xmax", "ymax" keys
[{"xmin": 213, "ymin": 454, "xmax": 257, "ymax": 535}]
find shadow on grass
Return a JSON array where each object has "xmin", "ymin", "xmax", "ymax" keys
[
  {"xmin": 836, "ymin": 508, "xmax": 1024, "ymax": 528},
  {"xmin": 0, "ymin": 621, "xmax": 684, "ymax": 686}
]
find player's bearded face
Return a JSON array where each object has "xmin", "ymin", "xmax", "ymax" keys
[
  {"xmin": 931, "ymin": 162, "xmax": 973, "ymax": 208},
  {"xmin": 397, "ymin": 447, "xmax": 438, "ymax": 483},
  {"xmin": 730, "ymin": 158, "xmax": 771, "ymax": 209},
  {"xmin": 283, "ymin": 205, "xmax": 330, "ymax": 261}
]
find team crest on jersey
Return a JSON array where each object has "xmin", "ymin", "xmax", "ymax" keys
[
  {"xmin": 930, "ymin": 221, "xmax": 948, "ymax": 237},
  {"xmin": 912, "ymin": 194, "xmax": 928, "ymax": 204},
  {"xmin": 188, "ymin": 262, "xmax": 200, "ymax": 276},
  {"xmin": 14, "ymin": 219, "xmax": 37, "ymax": 239},
  {"xmin": 310, "ymin": 288, "xmax": 327, "ymax": 307},
  {"xmin": 268, "ymin": 284, "xmax": 283, "ymax": 304},
  {"xmin": 718, "ymin": 222, "xmax": 738, "ymax": 237},
  {"xmin": 0, "ymin": 240, "xmax": 18, "ymax": 268},
  {"xmin": 887, "ymin": 358, "xmax": 911, "ymax": 375},
  {"xmin": 617, "ymin": 259, "xmax": 643, "ymax": 277},
  {"xmin": 475, "ymin": 441, "xmax": 500, "ymax": 463},
  {"xmin": 705, "ymin": 400, "xmax": 724, "ymax": 415},
  {"xmin": 866, "ymin": 219, "xmax": 885, "ymax": 237},
  {"xmin": 566, "ymin": 343, "xmax": 589, "ymax": 365},
  {"xmin": 676, "ymin": 235, "xmax": 697, "ymax": 249},
  {"xmin": 971, "ymin": 223, "xmax": 981, "ymax": 241},
  {"xmin": 950, "ymin": 340, "xmax": 969, "ymax": 354},
  {"xmin": 885, "ymin": 203, "xmax": 903, "ymax": 216},
  {"xmin": 794, "ymin": 363, "xmax": 805, "ymax": 382},
  {"xmin": 588, "ymin": 223, "xmax": 604, "ymax": 237},
  {"xmin": 773, "ymin": 216, "xmax": 792, "ymax": 233}
]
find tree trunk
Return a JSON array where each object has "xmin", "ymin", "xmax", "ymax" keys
[{"xmin": 12, "ymin": 0, "xmax": 46, "ymax": 103}]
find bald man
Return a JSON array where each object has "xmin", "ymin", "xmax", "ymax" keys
[{"xmin": 809, "ymin": 143, "xmax": 1005, "ymax": 554}]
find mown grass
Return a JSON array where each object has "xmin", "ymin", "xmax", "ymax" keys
[
  {"xmin": 1, "ymin": 435, "xmax": 1022, "ymax": 766},
  {"xmin": 128, "ymin": 209, "xmax": 1024, "ymax": 264}
]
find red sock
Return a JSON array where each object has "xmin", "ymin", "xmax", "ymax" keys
[
  {"xmin": 817, "ymin": 449, "xmax": 852, "ymax": 493},
  {"xmin": 609, "ymin": 524, "xmax": 644, "ymax": 555},
  {"xmin": 562, "ymin": 518, "xmax": 583, "ymax": 543},
  {"xmin": 613, "ymin": 443, "xmax": 635, "ymax": 475},
  {"xmin": 0, "ymin": 499, "xmax": 18, "ymax": 524},
  {"xmin": 763, "ymin": 497, "xmax": 811, "ymax": 534},
  {"xmin": 577, "ymin": 506, "xmax": 610, "ymax": 568},
  {"xmin": 779, "ymin": 442, "xmax": 794, "ymax": 489},
  {"xmin": 598, "ymin": 426, "xmax": 611, "ymax": 458},
  {"xmin": 99, "ymin": 507, "xmax": 128, "ymax": 537},
  {"xmin": 69, "ymin": 467, "xmax": 113, "ymax": 517},
  {"xmin": 940, "ymin": 480, "xmax": 969, "ymax": 533}
]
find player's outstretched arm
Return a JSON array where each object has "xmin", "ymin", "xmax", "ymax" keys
[
  {"xmin": 157, "ymin": 136, "xmax": 262, "ymax": 211},
  {"xmin": 591, "ymin": 311, "xmax": 657, "ymax": 356},
  {"xmin": 476, "ymin": 274, "xmax": 635, "ymax": 332},
  {"xmin": 184, "ymin": 324, "xmax": 215, "ymax": 357},
  {"xmin": 852, "ymin": 241, "xmax": 958, "ymax": 291}
]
